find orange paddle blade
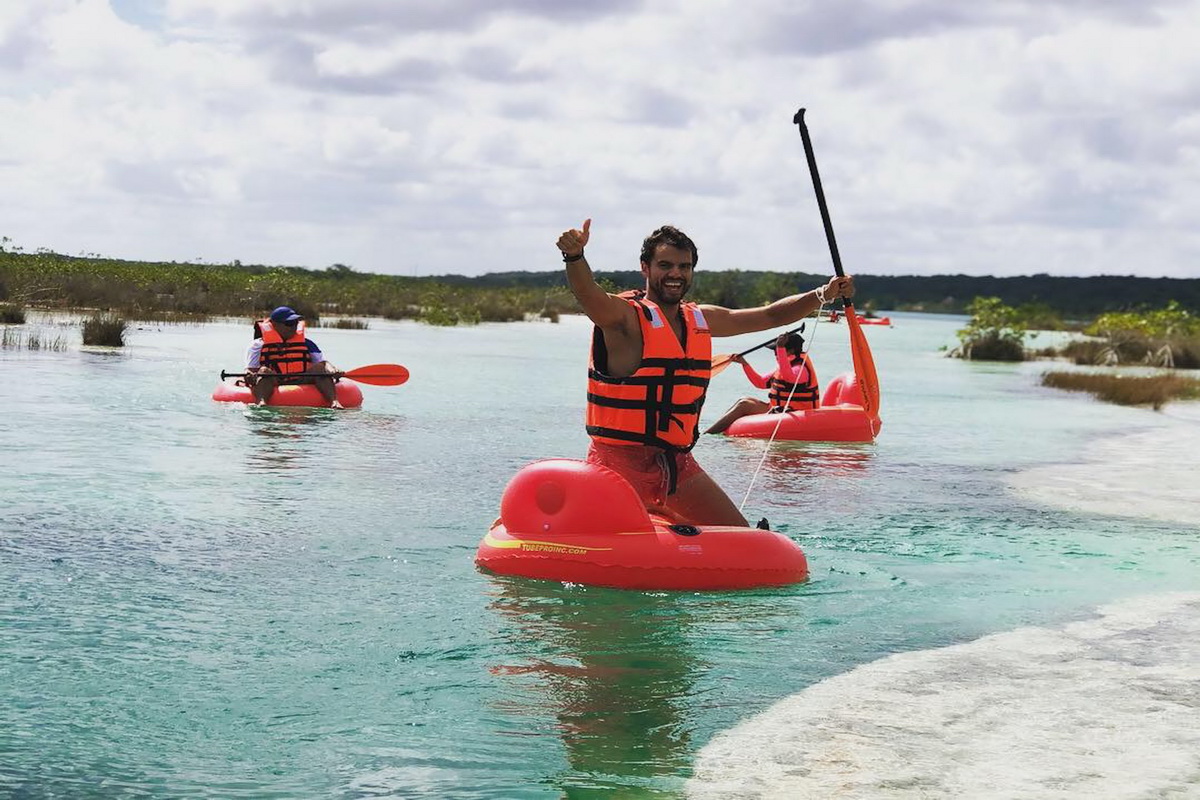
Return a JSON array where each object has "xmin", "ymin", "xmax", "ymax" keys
[
  {"xmin": 341, "ymin": 364, "xmax": 410, "ymax": 386},
  {"xmin": 711, "ymin": 354, "xmax": 736, "ymax": 376},
  {"xmin": 843, "ymin": 309, "xmax": 880, "ymax": 420}
]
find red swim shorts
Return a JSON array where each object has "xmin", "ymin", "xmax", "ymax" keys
[{"xmin": 585, "ymin": 441, "xmax": 705, "ymax": 508}]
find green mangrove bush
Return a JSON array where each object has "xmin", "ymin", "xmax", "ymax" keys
[
  {"xmin": 1084, "ymin": 301, "xmax": 1200, "ymax": 368},
  {"xmin": 952, "ymin": 297, "xmax": 1027, "ymax": 361}
]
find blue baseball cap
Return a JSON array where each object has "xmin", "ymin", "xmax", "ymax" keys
[{"xmin": 270, "ymin": 306, "xmax": 303, "ymax": 324}]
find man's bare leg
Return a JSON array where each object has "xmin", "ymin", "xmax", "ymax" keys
[
  {"xmin": 662, "ymin": 470, "xmax": 748, "ymax": 527},
  {"xmin": 251, "ymin": 373, "xmax": 278, "ymax": 405},
  {"xmin": 312, "ymin": 363, "xmax": 344, "ymax": 408},
  {"xmin": 704, "ymin": 397, "xmax": 770, "ymax": 435}
]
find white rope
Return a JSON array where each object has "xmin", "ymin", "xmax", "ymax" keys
[{"xmin": 737, "ymin": 303, "xmax": 828, "ymax": 514}]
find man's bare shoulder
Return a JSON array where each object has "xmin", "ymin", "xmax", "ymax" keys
[
  {"xmin": 695, "ymin": 303, "xmax": 739, "ymax": 336},
  {"xmin": 597, "ymin": 310, "xmax": 638, "ymax": 347}
]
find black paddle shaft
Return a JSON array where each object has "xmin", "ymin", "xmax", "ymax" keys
[
  {"xmin": 735, "ymin": 323, "xmax": 806, "ymax": 359},
  {"xmin": 220, "ymin": 370, "xmax": 342, "ymax": 380},
  {"xmin": 794, "ymin": 108, "xmax": 854, "ymax": 312}
]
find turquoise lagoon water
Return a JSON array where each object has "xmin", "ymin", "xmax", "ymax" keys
[{"xmin": 2, "ymin": 311, "xmax": 1198, "ymax": 798}]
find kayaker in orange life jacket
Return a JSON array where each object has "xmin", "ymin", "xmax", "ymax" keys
[
  {"xmin": 245, "ymin": 306, "xmax": 344, "ymax": 408},
  {"xmin": 704, "ymin": 330, "xmax": 819, "ymax": 435},
  {"xmin": 559, "ymin": 219, "xmax": 854, "ymax": 527}
]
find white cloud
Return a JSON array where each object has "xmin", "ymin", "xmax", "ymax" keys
[{"xmin": 0, "ymin": 0, "xmax": 1197, "ymax": 278}]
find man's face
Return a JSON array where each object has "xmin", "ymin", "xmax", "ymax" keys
[
  {"xmin": 641, "ymin": 244, "xmax": 694, "ymax": 305},
  {"xmin": 276, "ymin": 321, "xmax": 298, "ymax": 337}
]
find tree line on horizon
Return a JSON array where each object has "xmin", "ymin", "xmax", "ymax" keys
[
  {"xmin": 1, "ymin": 247, "xmax": 1197, "ymax": 324},
  {"xmin": 458, "ymin": 269, "xmax": 1200, "ymax": 320}
]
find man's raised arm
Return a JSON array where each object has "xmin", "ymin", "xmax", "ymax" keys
[
  {"xmin": 702, "ymin": 276, "xmax": 855, "ymax": 337},
  {"xmin": 558, "ymin": 219, "xmax": 633, "ymax": 331}
]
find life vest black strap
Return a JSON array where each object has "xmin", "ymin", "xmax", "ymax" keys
[
  {"xmin": 640, "ymin": 356, "xmax": 712, "ymax": 371},
  {"xmin": 658, "ymin": 449, "xmax": 680, "ymax": 496},
  {"xmin": 769, "ymin": 389, "xmax": 819, "ymax": 402},
  {"xmin": 769, "ymin": 371, "xmax": 819, "ymax": 408},
  {"xmin": 588, "ymin": 370, "xmax": 710, "ymax": 389},
  {"xmin": 586, "ymin": 393, "xmax": 703, "ymax": 415},
  {"xmin": 586, "ymin": 426, "xmax": 659, "ymax": 446},
  {"xmin": 633, "ymin": 299, "xmax": 655, "ymax": 322},
  {"xmin": 584, "ymin": 427, "xmax": 696, "ymax": 453}
]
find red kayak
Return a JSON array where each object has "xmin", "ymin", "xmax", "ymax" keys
[
  {"xmin": 828, "ymin": 311, "xmax": 891, "ymax": 326},
  {"xmin": 211, "ymin": 381, "xmax": 363, "ymax": 408},
  {"xmin": 720, "ymin": 371, "xmax": 880, "ymax": 442},
  {"xmin": 477, "ymin": 459, "xmax": 809, "ymax": 591}
]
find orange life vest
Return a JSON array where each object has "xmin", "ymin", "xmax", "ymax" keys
[
  {"xmin": 586, "ymin": 291, "xmax": 712, "ymax": 452},
  {"xmin": 768, "ymin": 353, "xmax": 819, "ymax": 411},
  {"xmin": 259, "ymin": 319, "xmax": 310, "ymax": 375}
]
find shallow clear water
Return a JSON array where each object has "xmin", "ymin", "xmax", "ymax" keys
[{"xmin": 2, "ymin": 311, "xmax": 1198, "ymax": 798}]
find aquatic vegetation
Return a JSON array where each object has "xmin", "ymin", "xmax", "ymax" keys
[
  {"xmin": 1041, "ymin": 370, "xmax": 1200, "ymax": 410},
  {"xmin": 0, "ymin": 304, "xmax": 24, "ymax": 324},
  {"xmin": 1, "ymin": 325, "xmax": 68, "ymax": 350},
  {"xmin": 1083, "ymin": 301, "xmax": 1200, "ymax": 368},
  {"xmin": 961, "ymin": 298, "xmax": 1200, "ymax": 367},
  {"xmin": 313, "ymin": 318, "xmax": 370, "ymax": 330},
  {"xmin": 1033, "ymin": 302, "xmax": 1200, "ymax": 368},
  {"xmin": 952, "ymin": 297, "xmax": 1027, "ymax": 361},
  {"xmin": 81, "ymin": 314, "xmax": 127, "ymax": 346}
]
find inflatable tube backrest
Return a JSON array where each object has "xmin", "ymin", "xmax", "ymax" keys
[
  {"xmin": 499, "ymin": 458, "xmax": 655, "ymax": 537},
  {"xmin": 821, "ymin": 371, "xmax": 865, "ymax": 407}
]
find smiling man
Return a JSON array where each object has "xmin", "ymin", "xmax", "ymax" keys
[{"xmin": 558, "ymin": 219, "xmax": 854, "ymax": 526}]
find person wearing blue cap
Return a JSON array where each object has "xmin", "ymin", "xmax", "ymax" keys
[{"xmin": 245, "ymin": 306, "xmax": 344, "ymax": 408}]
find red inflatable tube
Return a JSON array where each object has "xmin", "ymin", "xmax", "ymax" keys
[
  {"xmin": 720, "ymin": 371, "xmax": 880, "ymax": 442},
  {"xmin": 476, "ymin": 459, "xmax": 809, "ymax": 591},
  {"xmin": 723, "ymin": 406, "xmax": 880, "ymax": 442},
  {"xmin": 211, "ymin": 381, "xmax": 363, "ymax": 408}
]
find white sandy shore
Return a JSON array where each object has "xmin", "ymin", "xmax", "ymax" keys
[
  {"xmin": 689, "ymin": 592, "xmax": 1200, "ymax": 799},
  {"xmin": 1010, "ymin": 401, "xmax": 1200, "ymax": 528},
  {"xmin": 688, "ymin": 400, "xmax": 1200, "ymax": 799}
]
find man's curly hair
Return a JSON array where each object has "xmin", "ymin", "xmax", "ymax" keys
[{"xmin": 640, "ymin": 225, "xmax": 698, "ymax": 267}]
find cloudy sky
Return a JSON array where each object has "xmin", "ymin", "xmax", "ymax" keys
[{"xmin": 2, "ymin": 0, "xmax": 1198, "ymax": 278}]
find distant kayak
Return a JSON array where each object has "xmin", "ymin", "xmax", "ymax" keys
[
  {"xmin": 211, "ymin": 381, "xmax": 363, "ymax": 408},
  {"xmin": 828, "ymin": 311, "xmax": 891, "ymax": 326},
  {"xmin": 477, "ymin": 459, "xmax": 809, "ymax": 591},
  {"xmin": 723, "ymin": 405, "xmax": 879, "ymax": 442},
  {"xmin": 719, "ymin": 371, "xmax": 880, "ymax": 442}
]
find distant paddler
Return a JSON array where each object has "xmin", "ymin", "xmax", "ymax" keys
[
  {"xmin": 246, "ymin": 306, "xmax": 344, "ymax": 408},
  {"xmin": 704, "ymin": 329, "xmax": 819, "ymax": 435}
]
